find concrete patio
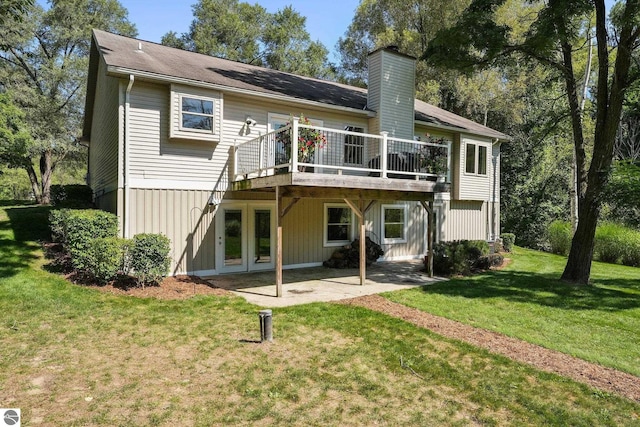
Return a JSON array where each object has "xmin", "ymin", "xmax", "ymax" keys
[{"xmin": 205, "ymin": 260, "xmax": 444, "ymax": 307}]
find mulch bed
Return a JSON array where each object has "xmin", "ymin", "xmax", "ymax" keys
[{"xmin": 339, "ymin": 294, "xmax": 640, "ymax": 403}]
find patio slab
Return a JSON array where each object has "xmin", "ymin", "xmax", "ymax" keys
[{"xmin": 204, "ymin": 261, "xmax": 444, "ymax": 307}]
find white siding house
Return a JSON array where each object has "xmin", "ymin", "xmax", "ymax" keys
[{"xmin": 83, "ymin": 30, "xmax": 509, "ymax": 287}]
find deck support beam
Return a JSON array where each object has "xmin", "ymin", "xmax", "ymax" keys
[
  {"xmin": 344, "ymin": 198, "xmax": 366, "ymax": 286},
  {"xmin": 420, "ymin": 200, "xmax": 435, "ymax": 278},
  {"xmin": 276, "ymin": 186, "xmax": 283, "ymax": 297}
]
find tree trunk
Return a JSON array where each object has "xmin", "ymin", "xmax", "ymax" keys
[
  {"xmin": 39, "ymin": 149, "xmax": 53, "ymax": 204},
  {"xmin": 561, "ymin": 0, "xmax": 638, "ymax": 284},
  {"xmin": 25, "ymin": 163, "xmax": 41, "ymax": 204}
]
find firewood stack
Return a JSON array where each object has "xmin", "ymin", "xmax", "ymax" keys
[{"xmin": 323, "ymin": 237, "xmax": 384, "ymax": 268}]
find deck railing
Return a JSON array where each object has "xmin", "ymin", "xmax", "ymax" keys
[{"xmin": 233, "ymin": 118, "xmax": 451, "ymax": 183}]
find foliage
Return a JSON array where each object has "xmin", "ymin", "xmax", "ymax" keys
[
  {"xmin": 0, "ymin": 0, "xmax": 136, "ymax": 204},
  {"xmin": 594, "ymin": 222, "xmax": 640, "ymax": 266},
  {"xmin": 162, "ymin": 0, "xmax": 332, "ymax": 79},
  {"xmin": 425, "ymin": 0, "xmax": 640, "ymax": 284},
  {"xmin": 129, "ymin": 233, "xmax": 171, "ymax": 286},
  {"xmin": 83, "ymin": 237, "xmax": 128, "ymax": 283},
  {"xmin": 433, "ymin": 240, "xmax": 490, "ymax": 276},
  {"xmin": 48, "ymin": 208, "xmax": 70, "ymax": 243},
  {"xmin": 601, "ymin": 161, "xmax": 640, "ymax": 229},
  {"xmin": 276, "ymin": 114, "xmax": 327, "ymax": 164},
  {"xmin": 50, "ymin": 184, "xmax": 94, "ymax": 208},
  {"xmin": 499, "ymin": 233, "xmax": 515, "ymax": 252},
  {"xmin": 474, "ymin": 253, "xmax": 504, "ymax": 270},
  {"xmin": 547, "ymin": 220, "xmax": 572, "ymax": 256},
  {"xmin": 59, "ymin": 209, "xmax": 120, "ymax": 271}
]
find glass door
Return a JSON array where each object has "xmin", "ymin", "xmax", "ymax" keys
[
  {"xmin": 216, "ymin": 205, "xmax": 247, "ymax": 273},
  {"xmin": 249, "ymin": 206, "xmax": 275, "ymax": 271}
]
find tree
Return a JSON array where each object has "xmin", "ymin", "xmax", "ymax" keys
[
  {"xmin": 425, "ymin": 0, "xmax": 640, "ymax": 284},
  {"xmin": 0, "ymin": 0, "xmax": 137, "ymax": 204},
  {"xmin": 161, "ymin": 0, "xmax": 332, "ymax": 79}
]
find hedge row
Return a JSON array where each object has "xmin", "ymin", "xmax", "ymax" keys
[
  {"xmin": 431, "ymin": 240, "xmax": 504, "ymax": 276},
  {"xmin": 546, "ymin": 220, "xmax": 640, "ymax": 267},
  {"xmin": 49, "ymin": 209, "xmax": 171, "ymax": 285}
]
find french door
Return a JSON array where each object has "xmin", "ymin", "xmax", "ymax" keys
[{"xmin": 215, "ymin": 203, "xmax": 275, "ymax": 273}]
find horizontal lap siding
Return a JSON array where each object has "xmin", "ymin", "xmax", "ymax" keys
[
  {"xmin": 458, "ymin": 135, "xmax": 492, "ymax": 201},
  {"xmin": 89, "ymin": 59, "xmax": 120, "ymax": 194}
]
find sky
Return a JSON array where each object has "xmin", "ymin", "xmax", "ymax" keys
[{"xmin": 118, "ymin": 0, "xmax": 362, "ymax": 61}]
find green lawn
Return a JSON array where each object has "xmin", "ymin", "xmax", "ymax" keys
[
  {"xmin": 1, "ymin": 203, "xmax": 639, "ymax": 426},
  {"xmin": 384, "ymin": 247, "xmax": 640, "ymax": 377}
]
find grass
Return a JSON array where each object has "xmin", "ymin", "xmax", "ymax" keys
[
  {"xmin": 1, "ymin": 202, "xmax": 639, "ymax": 425},
  {"xmin": 384, "ymin": 247, "xmax": 640, "ymax": 376}
]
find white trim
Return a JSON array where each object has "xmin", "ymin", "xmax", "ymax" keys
[
  {"xmin": 129, "ymin": 178, "xmax": 216, "ymax": 191},
  {"xmin": 381, "ymin": 204, "xmax": 408, "ymax": 244},
  {"xmin": 178, "ymin": 93, "xmax": 216, "ymax": 134},
  {"xmin": 324, "ymin": 203, "xmax": 355, "ymax": 247}
]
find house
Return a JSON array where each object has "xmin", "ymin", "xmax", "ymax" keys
[{"xmin": 82, "ymin": 30, "xmax": 509, "ymax": 295}]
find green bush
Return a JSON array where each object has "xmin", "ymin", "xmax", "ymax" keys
[
  {"xmin": 500, "ymin": 233, "xmax": 516, "ymax": 252},
  {"xmin": 621, "ymin": 232, "xmax": 640, "ymax": 267},
  {"xmin": 49, "ymin": 209, "xmax": 71, "ymax": 243},
  {"xmin": 129, "ymin": 233, "xmax": 171, "ymax": 286},
  {"xmin": 63, "ymin": 210, "xmax": 119, "ymax": 271},
  {"xmin": 547, "ymin": 220, "xmax": 572, "ymax": 255},
  {"xmin": 50, "ymin": 184, "xmax": 94, "ymax": 208},
  {"xmin": 433, "ymin": 240, "xmax": 490, "ymax": 276},
  {"xmin": 594, "ymin": 223, "xmax": 629, "ymax": 264},
  {"xmin": 474, "ymin": 253, "xmax": 505, "ymax": 270},
  {"xmin": 84, "ymin": 237, "xmax": 129, "ymax": 283}
]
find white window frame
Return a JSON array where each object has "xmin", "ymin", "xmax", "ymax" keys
[
  {"xmin": 381, "ymin": 204, "xmax": 408, "ymax": 244},
  {"xmin": 324, "ymin": 203, "xmax": 354, "ymax": 247},
  {"xmin": 179, "ymin": 94, "xmax": 216, "ymax": 134},
  {"xmin": 464, "ymin": 142, "xmax": 488, "ymax": 176}
]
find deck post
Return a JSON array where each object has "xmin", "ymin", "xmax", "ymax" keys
[
  {"xmin": 380, "ymin": 131, "xmax": 388, "ymax": 178},
  {"xmin": 359, "ymin": 199, "xmax": 366, "ymax": 286},
  {"xmin": 291, "ymin": 117, "xmax": 299, "ymax": 173},
  {"xmin": 276, "ymin": 186, "xmax": 283, "ymax": 297},
  {"xmin": 420, "ymin": 200, "xmax": 434, "ymax": 278}
]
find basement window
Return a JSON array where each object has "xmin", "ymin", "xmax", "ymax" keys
[
  {"xmin": 324, "ymin": 203, "xmax": 353, "ymax": 247},
  {"xmin": 382, "ymin": 204, "xmax": 407, "ymax": 243}
]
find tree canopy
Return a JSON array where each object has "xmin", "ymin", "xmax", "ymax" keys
[
  {"xmin": 0, "ymin": 0, "xmax": 137, "ymax": 203},
  {"xmin": 161, "ymin": 0, "xmax": 333, "ymax": 79}
]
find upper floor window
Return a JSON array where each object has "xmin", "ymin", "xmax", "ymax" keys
[
  {"xmin": 344, "ymin": 126, "xmax": 364, "ymax": 165},
  {"xmin": 180, "ymin": 95, "xmax": 214, "ymax": 133},
  {"xmin": 465, "ymin": 143, "xmax": 487, "ymax": 175}
]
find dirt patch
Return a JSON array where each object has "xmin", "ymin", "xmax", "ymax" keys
[
  {"xmin": 82, "ymin": 275, "xmax": 232, "ymax": 300},
  {"xmin": 339, "ymin": 294, "xmax": 640, "ymax": 403}
]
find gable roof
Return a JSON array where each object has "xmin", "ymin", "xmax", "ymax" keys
[{"xmin": 84, "ymin": 29, "xmax": 510, "ymax": 141}]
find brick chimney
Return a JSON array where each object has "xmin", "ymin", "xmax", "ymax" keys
[{"xmin": 367, "ymin": 46, "xmax": 416, "ymax": 140}]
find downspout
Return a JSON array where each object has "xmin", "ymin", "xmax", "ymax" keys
[
  {"xmin": 124, "ymin": 75, "xmax": 134, "ymax": 238},
  {"xmin": 490, "ymin": 138, "xmax": 500, "ymax": 241}
]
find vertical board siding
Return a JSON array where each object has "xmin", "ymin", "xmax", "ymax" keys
[
  {"xmin": 129, "ymin": 188, "xmax": 217, "ymax": 275},
  {"xmin": 442, "ymin": 200, "xmax": 488, "ymax": 241},
  {"xmin": 89, "ymin": 59, "xmax": 120, "ymax": 194}
]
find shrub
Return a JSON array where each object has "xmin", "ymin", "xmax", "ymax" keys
[
  {"xmin": 621, "ymin": 232, "xmax": 640, "ymax": 267},
  {"xmin": 50, "ymin": 184, "xmax": 94, "ymax": 208},
  {"xmin": 84, "ymin": 237, "xmax": 129, "ymax": 283},
  {"xmin": 500, "ymin": 233, "xmax": 516, "ymax": 252},
  {"xmin": 129, "ymin": 233, "xmax": 171, "ymax": 286},
  {"xmin": 594, "ymin": 222, "xmax": 628, "ymax": 264},
  {"xmin": 547, "ymin": 220, "xmax": 572, "ymax": 255},
  {"xmin": 433, "ymin": 240, "xmax": 490, "ymax": 276},
  {"xmin": 64, "ymin": 210, "xmax": 119, "ymax": 270},
  {"xmin": 49, "ymin": 208, "xmax": 71, "ymax": 243},
  {"xmin": 474, "ymin": 253, "xmax": 504, "ymax": 270}
]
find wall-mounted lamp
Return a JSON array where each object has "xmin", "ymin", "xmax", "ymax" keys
[{"xmin": 245, "ymin": 116, "xmax": 257, "ymax": 126}]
